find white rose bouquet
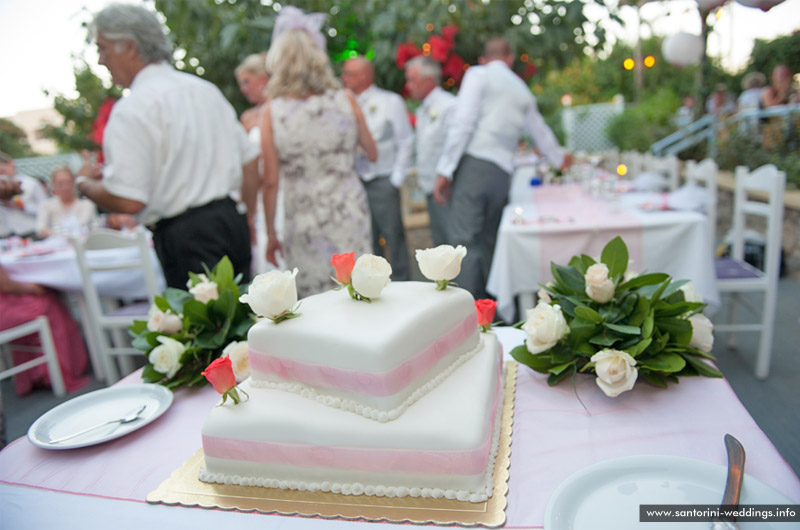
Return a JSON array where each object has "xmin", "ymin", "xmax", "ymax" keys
[
  {"xmin": 511, "ymin": 236, "xmax": 722, "ymax": 397},
  {"xmin": 130, "ymin": 256, "xmax": 256, "ymax": 390}
]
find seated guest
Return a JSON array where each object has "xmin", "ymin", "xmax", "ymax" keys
[
  {"xmin": 761, "ymin": 64, "xmax": 797, "ymax": 107},
  {"xmin": 0, "ymin": 151, "xmax": 48, "ymax": 238},
  {"xmin": 0, "ymin": 267, "xmax": 90, "ymax": 396},
  {"xmin": 36, "ymin": 166, "xmax": 98, "ymax": 238}
]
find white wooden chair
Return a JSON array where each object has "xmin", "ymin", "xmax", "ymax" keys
[
  {"xmin": 71, "ymin": 228, "xmax": 160, "ymax": 384},
  {"xmin": 685, "ymin": 158, "xmax": 719, "ymax": 247},
  {"xmin": 643, "ymin": 153, "xmax": 680, "ymax": 191},
  {"xmin": 0, "ymin": 316, "xmax": 65, "ymax": 396},
  {"xmin": 713, "ymin": 164, "xmax": 785, "ymax": 379}
]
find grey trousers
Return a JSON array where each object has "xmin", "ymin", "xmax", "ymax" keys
[
  {"xmin": 448, "ymin": 155, "xmax": 510, "ymax": 299},
  {"xmin": 426, "ymin": 193, "xmax": 450, "ymax": 247},
  {"xmin": 363, "ymin": 176, "xmax": 410, "ymax": 281}
]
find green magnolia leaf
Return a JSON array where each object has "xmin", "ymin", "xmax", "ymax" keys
[
  {"xmin": 637, "ymin": 352, "xmax": 686, "ymax": 373},
  {"xmin": 618, "ymin": 272, "xmax": 670, "ymax": 292},
  {"xmin": 601, "ymin": 236, "xmax": 628, "ymax": 279},
  {"xmin": 589, "ymin": 332, "xmax": 621, "ymax": 347},
  {"xmin": 598, "ymin": 304, "xmax": 624, "ymax": 323},
  {"xmin": 129, "ymin": 320, "xmax": 148, "ymax": 334},
  {"xmin": 654, "ymin": 301, "xmax": 704, "ymax": 318},
  {"xmin": 131, "ymin": 334, "xmax": 152, "ymax": 352},
  {"xmin": 642, "ymin": 311, "xmax": 655, "ymax": 338},
  {"xmin": 657, "ymin": 317, "xmax": 692, "ymax": 347},
  {"xmin": 510, "ymin": 345, "xmax": 553, "ymax": 374},
  {"xmin": 681, "ymin": 353, "xmax": 723, "ymax": 378},
  {"xmin": 547, "ymin": 367, "xmax": 574, "ymax": 386},
  {"xmin": 165, "ymin": 287, "xmax": 192, "ymax": 314},
  {"xmin": 575, "ymin": 305, "xmax": 603, "ymax": 323},
  {"xmin": 575, "ymin": 342, "xmax": 596, "ymax": 356},
  {"xmin": 184, "ymin": 299, "xmax": 214, "ymax": 328},
  {"xmin": 142, "ymin": 364, "xmax": 165, "ymax": 383},
  {"xmin": 211, "ymin": 256, "xmax": 235, "ymax": 291},
  {"xmin": 566, "ymin": 317, "xmax": 600, "ymax": 347},
  {"xmin": 625, "ymin": 337, "xmax": 652, "ymax": 357},
  {"xmin": 628, "ymin": 296, "xmax": 650, "ymax": 327},
  {"xmin": 553, "ymin": 264, "xmax": 586, "ymax": 294},
  {"xmin": 663, "ymin": 279, "xmax": 689, "ymax": 299},
  {"xmin": 605, "ymin": 323, "xmax": 640, "ymax": 335},
  {"xmin": 549, "ymin": 362, "xmax": 574, "ymax": 376},
  {"xmin": 640, "ymin": 370, "xmax": 668, "ymax": 388},
  {"xmin": 155, "ymin": 296, "xmax": 170, "ymax": 313}
]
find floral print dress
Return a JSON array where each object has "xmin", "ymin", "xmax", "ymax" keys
[{"xmin": 270, "ymin": 89, "xmax": 372, "ymax": 298}]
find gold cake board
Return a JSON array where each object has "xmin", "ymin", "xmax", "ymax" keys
[{"xmin": 147, "ymin": 362, "xmax": 517, "ymax": 527}]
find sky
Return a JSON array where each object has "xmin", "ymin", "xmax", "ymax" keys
[{"xmin": 1, "ymin": 0, "xmax": 800, "ymax": 118}]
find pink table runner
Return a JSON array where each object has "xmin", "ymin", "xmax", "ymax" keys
[{"xmin": 1, "ymin": 333, "xmax": 798, "ymax": 528}]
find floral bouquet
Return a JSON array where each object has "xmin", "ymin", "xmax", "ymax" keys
[
  {"xmin": 510, "ymin": 236, "xmax": 721, "ymax": 397},
  {"xmin": 130, "ymin": 257, "xmax": 255, "ymax": 389}
]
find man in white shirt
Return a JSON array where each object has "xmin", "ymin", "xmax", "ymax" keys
[
  {"xmin": 434, "ymin": 38, "xmax": 571, "ymax": 300},
  {"xmin": 405, "ymin": 56, "xmax": 456, "ymax": 247},
  {"xmin": 0, "ymin": 152, "xmax": 48, "ymax": 238},
  {"xmin": 342, "ymin": 57, "xmax": 413, "ymax": 280},
  {"xmin": 76, "ymin": 4, "xmax": 260, "ymax": 288}
]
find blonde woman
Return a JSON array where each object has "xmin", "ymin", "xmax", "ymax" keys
[
  {"xmin": 36, "ymin": 166, "xmax": 97, "ymax": 238},
  {"xmin": 260, "ymin": 11, "xmax": 377, "ymax": 297}
]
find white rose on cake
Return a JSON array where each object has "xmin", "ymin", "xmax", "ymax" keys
[
  {"xmin": 188, "ymin": 274, "xmax": 219, "ymax": 303},
  {"xmin": 222, "ymin": 341, "xmax": 251, "ymax": 382},
  {"xmin": 415, "ymin": 245, "xmax": 467, "ymax": 290},
  {"xmin": 522, "ymin": 302, "xmax": 569, "ymax": 354},
  {"xmin": 150, "ymin": 336, "xmax": 185, "ymax": 379},
  {"xmin": 351, "ymin": 254, "xmax": 392, "ymax": 300},
  {"xmin": 591, "ymin": 348, "xmax": 638, "ymax": 397},
  {"xmin": 146, "ymin": 305, "xmax": 183, "ymax": 335},
  {"xmin": 585, "ymin": 263, "xmax": 615, "ymax": 303},
  {"xmin": 239, "ymin": 268, "xmax": 300, "ymax": 323}
]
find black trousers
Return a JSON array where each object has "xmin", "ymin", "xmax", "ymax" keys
[{"xmin": 151, "ymin": 197, "xmax": 251, "ymax": 289}]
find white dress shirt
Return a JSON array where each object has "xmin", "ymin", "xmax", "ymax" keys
[
  {"xmin": 414, "ymin": 87, "xmax": 456, "ymax": 194},
  {"xmin": 435, "ymin": 60, "xmax": 563, "ymax": 179},
  {"xmin": 355, "ymin": 84, "xmax": 414, "ymax": 188},
  {"xmin": 0, "ymin": 173, "xmax": 47, "ymax": 237},
  {"xmin": 101, "ymin": 63, "xmax": 259, "ymax": 226}
]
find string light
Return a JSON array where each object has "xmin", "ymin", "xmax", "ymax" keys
[
  {"xmin": 623, "ymin": 58, "xmax": 634, "ymax": 70},
  {"xmin": 617, "ymin": 164, "xmax": 628, "ymax": 176},
  {"xmin": 644, "ymin": 55, "xmax": 655, "ymax": 68}
]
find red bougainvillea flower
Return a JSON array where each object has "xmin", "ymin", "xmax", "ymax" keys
[
  {"xmin": 429, "ymin": 35, "xmax": 453, "ymax": 63},
  {"xmin": 441, "ymin": 24, "xmax": 459, "ymax": 44},
  {"xmin": 475, "ymin": 299, "xmax": 498, "ymax": 332},
  {"xmin": 395, "ymin": 40, "xmax": 422, "ymax": 69},
  {"xmin": 202, "ymin": 356, "xmax": 247, "ymax": 405},
  {"xmin": 331, "ymin": 252, "xmax": 356, "ymax": 284},
  {"xmin": 90, "ymin": 96, "xmax": 117, "ymax": 163},
  {"xmin": 442, "ymin": 53, "xmax": 466, "ymax": 83},
  {"xmin": 523, "ymin": 62, "xmax": 538, "ymax": 79}
]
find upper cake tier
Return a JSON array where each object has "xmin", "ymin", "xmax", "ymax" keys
[{"xmin": 247, "ymin": 281, "xmax": 480, "ymax": 422}]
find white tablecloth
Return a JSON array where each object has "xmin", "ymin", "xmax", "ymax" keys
[
  {"xmin": 0, "ymin": 236, "xmax": 165, "ymax": 299},
  {"xmin": 487, "ymin": 185, "xmax": 720, "ymax": 322},
  {"xmin": 1, "ymin": 329, "xmax": 798, "ymax": 530}
]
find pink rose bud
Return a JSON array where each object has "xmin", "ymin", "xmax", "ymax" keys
[
  {"xmin": 331, "ymin": 252, "xmax": 356, "ymax": 284},
  {"xmin": 202, "ymin": 356, "xmax": 237, "ymax": 394},
  {"xmin": 475, "ymin": 299, "xmax": 498, "ymax": 329}
]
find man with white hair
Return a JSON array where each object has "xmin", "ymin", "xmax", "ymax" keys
[
  {"xmin": 341, "ymin": 57, "xmax": 413, "ymax": 281},
  {"xmin": 405, "ymin": 56, "xmax": 456, "ymax": 246},
  {"xmin": 76, "ymin": 3, "xmax": 260, "ymax": 288}
]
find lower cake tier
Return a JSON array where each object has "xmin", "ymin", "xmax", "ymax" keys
[{"xmin": 199, "ymin": 333, "xmax": 503, "ymax": 503}]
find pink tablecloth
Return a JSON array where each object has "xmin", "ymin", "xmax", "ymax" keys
[{"xmin": 0, "ymin": 329, "xmax": 797, "ymax": 529}]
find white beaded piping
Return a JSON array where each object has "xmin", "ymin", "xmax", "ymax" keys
[
  {"xmin": 198, "ymin": 377, "xmax": 505, "ymax": 504},
  {"xmin": 250, "ymin": 334, "xmax": 485, "ymax": 423}
]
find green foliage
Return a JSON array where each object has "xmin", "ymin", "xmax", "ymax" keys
[
  {"xmin": 44, "ymin": 62, "xmax": 121, "ymax": 153},
  {"xmin": 0, "ymin": 119, "xmax": 34, "ymax": 158},
  {"xmin": 748, "ymin": 31, "xmax": 800, "ymax": 80},
  {"xmin": 606, "ymin": 88, "xmax": 681, "ymax": 152},
  {"xmin": 130, "ymin": 256, "xmax": 256, "ymax": 390},
  {"xmin": 511, "ymin": 237, "xmax": 722, "ymax": 392}
]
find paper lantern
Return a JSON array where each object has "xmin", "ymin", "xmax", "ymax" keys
[
  {"xmin": 735, "ymin": 0, "xmax": 785, "ymax": 10},
  {"xmin": 662, "ymin": 32, "xmax": 705, "ymax": 67}
]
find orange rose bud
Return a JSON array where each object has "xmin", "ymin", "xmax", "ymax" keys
[
  {"xmin": 202, "ymin": 356, "xmax": 237, "ymax": 394},
  {"xmin": 475, "ymin": 299, "xmax": 497, "ymax": 331},
  {"xmin": 331, "ymin": 252, "xmax": 356, "ymax": 284}
]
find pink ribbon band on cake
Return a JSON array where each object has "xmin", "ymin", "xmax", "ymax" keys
[
  {"xmin": 249, "ymin": 312, "xmax": 478, "ymax": 397},
  {"xmin": 203, "ymin": 364, "xmax": 503, "ymax": 475}
]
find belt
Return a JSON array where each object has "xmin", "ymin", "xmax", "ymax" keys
[{"xmin": 150, "ymin": 197, "xmax": 232, "ymax": 233}]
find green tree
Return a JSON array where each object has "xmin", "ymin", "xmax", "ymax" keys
[
  {"xmin": 44, "ymin": 62, "xmax": 122, "ymax": 153},
  {"xmin": 748, "ymin": 31, "xmax": 800, "ymax": 81},
  {"xmin": 0, "ymin": 118, "xmax": 34, "ymax": 158}
]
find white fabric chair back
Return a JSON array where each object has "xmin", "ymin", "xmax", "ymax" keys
[
  {"xmin": 71, "ymin": 228, "xmax": 160, "ymax": 384},
  {"xmin": 685, "ymin": 158, "xmax": 719, "ymax": 246},
  {"xmin": 713, "ymin": 163, "xmax": 785, "ymax": 379},
  {"xmin": 643, "ymin": 153, "xmax": 680, "ymax": 191},
  {"xmin": 0, "ymin": 316, "xmax": 65, "ymax": 397}
]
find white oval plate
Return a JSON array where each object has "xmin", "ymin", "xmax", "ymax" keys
[
  {"xmin": 545, "ymin": 454, "xmax": 796, "ymax": 530},
  {"xmin": 27, "ymin": 384, "xmax": 173, "ymax": 450}
]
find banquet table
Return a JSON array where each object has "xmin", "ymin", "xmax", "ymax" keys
[
  {"xmin": 487, "ymin": 184, "xmax": 720, "ymax": 323},
  {"xmin": 1, "ymin": 328, "xmax": 798, "ymax": 530}
]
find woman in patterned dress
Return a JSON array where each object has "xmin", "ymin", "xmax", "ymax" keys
[{"xmin": 259, "ymin": 27, "xmax": 376, "ymax": 298}]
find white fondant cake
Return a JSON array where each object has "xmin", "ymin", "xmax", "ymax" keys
[
  {"xmin": 199, "ymin": 282, "xmax": 505, "ymax": 503},
  {"xmin": 247, "ymin": 281, "xmax": 480, "ymax": 422}
]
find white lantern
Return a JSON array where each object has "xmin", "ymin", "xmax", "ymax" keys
[
  {"xmin": 735, "ymin": 0, "xmax": 785, "ymax": 10},
  {"xmin": 662, "ymin": 32, "xmax": 705, "ymax": 67}
]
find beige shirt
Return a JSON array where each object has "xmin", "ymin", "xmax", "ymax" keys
[{"xmin": 36, "ymin": 197, "xmax": 97, "ymax": 237}]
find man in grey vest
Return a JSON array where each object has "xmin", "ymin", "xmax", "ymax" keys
[
  {"xmin": 342, "ymin": 57, "xmax": 413, "ymax": 280},
  {"xmin": 434, "ymin": 38, "xmax": 571, "ymax": 300}
]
